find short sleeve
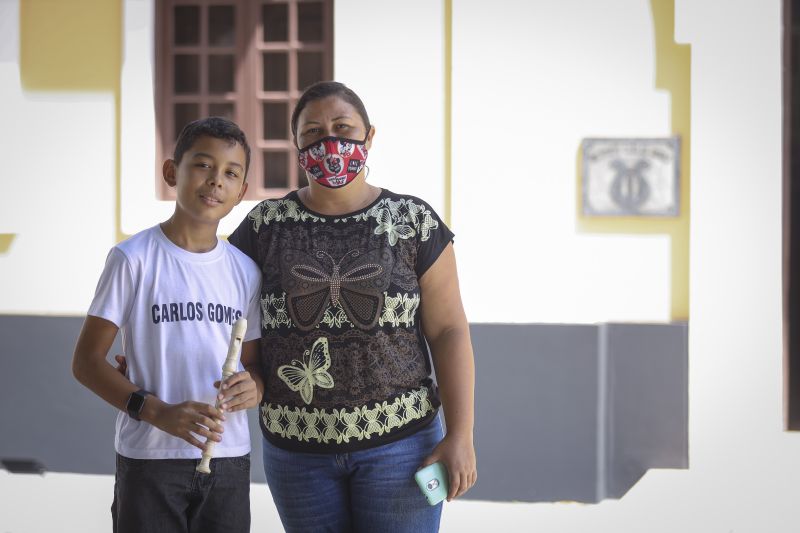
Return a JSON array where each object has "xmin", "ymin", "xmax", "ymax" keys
[
  {"xmin": 413, "ymin": 198, "xmax": 455, "ymax": 278},
  {"xmin": 87, "ymin": 248, "xmax": 136, "ymax": 327},
  {"xmin": 228, "ymin": 204, "xmax": 261, "ymax": 261},
  {"xmin": 243, "ymin": 271, "xmax": 262, "ymax": 343}
]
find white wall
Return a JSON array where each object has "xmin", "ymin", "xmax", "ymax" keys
[
  {"xmin": 452, "ymin": 0, "xmax": 672, "ymax": 324},
  {"xmin": 2, "ymin": 0, "xmax": 799, "ymax": 531},
  {"xmin": 334, "ymin": 0, "xmax": 445, "ymax": 214},
  {"xmin": 0, "ymin": 0, "xmax": 116, "ymax": 315},
  {"xmin": 1, "ymin": 0, "xmax": 670, "ymax": 323},
  {"xmin": 680, "ymin": 0, "xmax": 800, "ymax": 529}
]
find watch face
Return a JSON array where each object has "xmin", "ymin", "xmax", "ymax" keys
[{"xmin": 127, "ymin": 390, "xmax": 148, "ymax": 420}]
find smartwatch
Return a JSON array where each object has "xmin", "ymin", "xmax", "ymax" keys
[{"xmin": 126, "ymin": 389, "xmax": 153, "ymax": 421}]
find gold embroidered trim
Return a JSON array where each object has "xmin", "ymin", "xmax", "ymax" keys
[
  {"xmin": 248, "ymin": 199, "xmax": 325, "ymax": 231},
  {"xmin": 249, "ymin": 197, "xmax": 441, "ymax": 245},
  {"xmin": 260, "ymin": 387, "xmax": 435, "ymax": 444}
]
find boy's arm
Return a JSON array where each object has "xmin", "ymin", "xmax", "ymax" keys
[
  {"xmin": 73, "ymin": 315, "xmax": 226, "ymax": 450},
  {"xmin": 215, "ymin": 340, "xmax": 264, "ymax": 411},
  {"xmin": 72, "ymin": 316, "xmax": 141, "ymax": 412}
]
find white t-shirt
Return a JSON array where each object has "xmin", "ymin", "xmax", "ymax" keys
[{"xmin": 88, "ymin": 225, "xmax": 261, "ymax": 460}]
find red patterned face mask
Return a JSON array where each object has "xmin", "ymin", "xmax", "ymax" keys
[{"xmin": 297, "ymin": 133, "xmax": 369, "ymax": 188}]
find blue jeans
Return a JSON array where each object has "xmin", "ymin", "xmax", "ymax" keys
[
  {"xmin": 112, "ymin": 454, "xmax": 251, "ymax": 533},
  {"xmin": 262, "ymin": 416, "xmax": 445, "ymax": 533}
]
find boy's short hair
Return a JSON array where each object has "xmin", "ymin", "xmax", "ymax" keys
[{"xmin": 173, "ymin": 117, "xmax": 251, "ymax": 178}]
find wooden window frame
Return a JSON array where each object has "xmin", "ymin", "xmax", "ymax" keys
[
  {"xmin": 155, "ymin": 0, "xmax": 334, "ymax": 200},
  {"xmin": 784, "ymin": 0, "xmax": 800, "ymax": 429}
]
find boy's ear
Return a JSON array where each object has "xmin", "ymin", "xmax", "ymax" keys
[
  {"xmin": 235, "ymin": 181, "xmax": 249, "ymax": 205},
  {"xmin": 162, "ymin": 159, "xmax": 177, "ymax": 187}
]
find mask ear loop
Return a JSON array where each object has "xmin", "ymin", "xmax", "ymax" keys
[{"xmin": 361, "ymin": 127, "xmax": 372, "ymax": 181}]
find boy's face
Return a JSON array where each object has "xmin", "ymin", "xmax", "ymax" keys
[{"xmin": 163, "ymin": 136, "xmax": 248, "ymax": 226}]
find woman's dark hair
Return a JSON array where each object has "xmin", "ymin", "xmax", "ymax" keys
[
  {"xmin": 290, "ymin": 81, "xmax": 371, "ymax": 145},
  {"xmin": 173, "ymin": 116, "xmax": 251, "ymax": 178}
]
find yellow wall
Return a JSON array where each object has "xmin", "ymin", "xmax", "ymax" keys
[
  {"xmin": 20, "ymin": 0, "xmax": 121, "ymax": 91},
  {"xmin": 0, "ymin": 234, "xmax": 15, "ymax": 254}
]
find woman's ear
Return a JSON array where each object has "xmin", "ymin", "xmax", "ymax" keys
[
  {"xmin": 365, "ymin": 125, "xmax": 376, "ymax": 151},
  {"xmin": 162, "ymin": 159, "xmax": 177, "ymax": 187}
]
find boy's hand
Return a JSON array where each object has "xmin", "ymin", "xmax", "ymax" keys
[
  {"xmin": 144, "ymin": 398, "xmax": 226, "ymax": 451},
  {"xmin": 214, "ymin": 371, "xmax": 259, "ymax": 412}
]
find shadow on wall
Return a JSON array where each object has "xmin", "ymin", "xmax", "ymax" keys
[{"xmin": 0, "ymin": 317, "xmax": 687, "ymax": 503}]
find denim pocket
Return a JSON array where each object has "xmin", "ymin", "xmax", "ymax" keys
[
  {"xmin": 227, "ymin": 453, "xmax": 251, "ymax": 473},
  {"xmin": 115, "ymin": 454, "xmax": 126, "ymax": 475},
  {"xmin": 116, "ymin": 454, "xmax": 146, "ymax": 474}
]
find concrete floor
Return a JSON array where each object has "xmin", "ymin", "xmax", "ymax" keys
[{"xmin": 1, "ymin": 468, "xmax": 717, "ymax": 533}]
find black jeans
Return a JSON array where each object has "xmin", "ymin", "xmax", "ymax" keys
[{"xmin": 112, "ymin": 454, "xmax": 251, "ymax": 533}]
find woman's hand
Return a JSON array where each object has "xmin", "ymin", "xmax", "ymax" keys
[{"xmin": 420, "ymin": 432, "xmax": 477, "ymax": 501}]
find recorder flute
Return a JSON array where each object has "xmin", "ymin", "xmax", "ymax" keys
[{"xmin": 196, "ymin": 317, "xmax": 247, "ymax": 474}]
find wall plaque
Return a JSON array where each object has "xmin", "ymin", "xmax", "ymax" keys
[{"xmin": 581, "ymin": 137, "xmax": 680, "ymax": 217}]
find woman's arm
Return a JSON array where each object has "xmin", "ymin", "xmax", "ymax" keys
[{"xmin": 419, "ymin": 243, "xmax": 477, "ymax": 500}]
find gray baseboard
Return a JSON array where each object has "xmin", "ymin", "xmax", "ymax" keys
[
  {"xmin": 468, "ymin": 322, "xmax": 688, "ymax": 502},
  {"xmin": 0, "ymin": 316, "xmax": 687, "ymax": 503}
]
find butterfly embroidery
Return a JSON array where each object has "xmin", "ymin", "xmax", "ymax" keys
[
  {"xmin": 418, "ymin": 211, "xmax": 439, "ymax": 241},
  {"xmin": 277, "ymin": 337, "xmax": 335, "ymax": 405},
  {"xmin": 282, "ymin": 248, "xmax": 392, "ymax": 331},
  {"xmin": 398, "ymin": 294, "xmax": 420, "ymax": 326},
  {"xmin": 302, "ymin": 411, "xmax": 322, "ymax": 442},
  {"xmin": 383, "ymin": 397, "xmax": 404, "ymax": 430},
  {"xmin": 321, "ymin": 411, "xmax": 340, "ymax": 443},
  {"xmin": 339, "ymin": 410, "xmax": 363, "ymax": 443},
  {"xmin": 284, "ymin": 409, "xmax": 302, "ymax": 439},
  {"xmin": 362, "ymin": 404, "xmax": 384, "ymax": 438},
  {"xmin": 262, "ymin": 404, "xmax": 285, "ymax": 437},
  {"xmin": 374, "ymin": 208, "xmax": 416, "ymax": 246},
  {"xmin": 379, "ymin": 294, "xmax": 402, "ymax": 327}
]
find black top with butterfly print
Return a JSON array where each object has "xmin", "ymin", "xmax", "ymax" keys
[{"xmin": 229, "ymin": 188, "xmax": 455, "ymax": 453}]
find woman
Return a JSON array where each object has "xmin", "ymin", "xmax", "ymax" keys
[{"xmin": 229, "ymin": 81, "xmax": 476, "ymax": 532}]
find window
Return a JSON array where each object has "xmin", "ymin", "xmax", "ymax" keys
[{"xmin": 155, "ymin": 0, "xmax": 334, "ymax": 199}]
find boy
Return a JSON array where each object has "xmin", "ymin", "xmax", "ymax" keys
[{"xmin": 72, "ymin": 117, "xmax": 263, "ymax": 533}]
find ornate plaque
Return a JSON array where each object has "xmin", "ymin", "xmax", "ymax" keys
[{"xmin": 581, "ymin": 137, "xmax": 680, "ymax": 217}]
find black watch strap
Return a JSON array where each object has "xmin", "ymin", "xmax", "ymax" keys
[{"xmin": 126, "ymin": 389, "xmax": 153, "ymax": 421}]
